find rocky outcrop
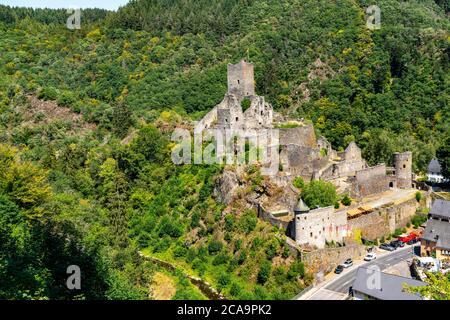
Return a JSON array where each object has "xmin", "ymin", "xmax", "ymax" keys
[{"xmin": 214, "ymin": 169, "xmax": 240, "ymax": 205}]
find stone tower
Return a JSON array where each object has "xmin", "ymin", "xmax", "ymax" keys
[
  {"xmin": 294, "ymin": 198, "xmax": 310, "ymax": 246},
  {"xmin": 394, "ymin": 152, "xmax": 413, "ymax": 189},
  {"xmin": 227, "ymin": 60, "xmax": 255, "ymax": 100}
]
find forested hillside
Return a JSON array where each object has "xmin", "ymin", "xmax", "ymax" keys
[{"xmin": 0, "ymin": 0, "xmax": 448, "ymax": 300}]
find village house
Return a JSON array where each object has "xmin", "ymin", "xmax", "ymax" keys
[
  {"xmin": 351, "ymin": 267, "xmax": 426, "ymax": 300},
  {"xmin": 427, "ymin": 159, "xmax": 445, "ymax": 183},
  {"xmin": 421, "ymin": 199, "xmax": 450, "ymax": 260}
]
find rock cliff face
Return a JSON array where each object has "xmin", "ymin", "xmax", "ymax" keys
[{"xmin": 214, "ymin": 169, "xmax": 240, "ymax": 205}]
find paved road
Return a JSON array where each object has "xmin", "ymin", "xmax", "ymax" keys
[{"xmin": 302, "ymin": 245, "xmax": 419, "ymax": 300}]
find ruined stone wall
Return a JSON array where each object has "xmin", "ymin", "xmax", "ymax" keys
[
  {"xmin": 351, "ymin": 164, "xmax": 389, "ymax": 198},
  {"xmin": 243, "ymin": 96, "xmax": 273, "ymax": 128},
  {"xmin": 279, "ymin": 145, "xmax": 319, "ymax": 180},
  {"xmin": 386, "ymin": 197, "xmax": 419, "ymax": 231},
  {"xmin": 317, "ymin": 136, "xmax": 337, "ymax": 160},
  {"xmin": 258, "ymin": 205, "xmax": 291, "ymax": 231},
  {"xmin": 194, "ymin": 105, "xmax": 218, "ymax": 134},
  {"xmin": 216, "ymin": 94, "xmax": 244, "ymax": 130},
  {"xmin": 278, "ymin": 125, "xmax": 322, "ymax": 180},
  {"xmin": 278, "ymin": 124, "xmax": 317, "ymax": 148}
]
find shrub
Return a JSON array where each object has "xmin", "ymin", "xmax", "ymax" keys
[
  {"xmin": 190, "ymin": 211, "xmax": 200, "ymax": 228},
  {"xmin": 282, "ymin": 246, "xmax": 290, "ymax": 258},
  {"xmin": 212, "ymin": 252, "xmax": 229, "ymax": 266},
  {"xmin": 238, "ymin": 210, "xmax": 258, "ymax": 234},
  {"xmin": 241, "ymin": 98, "xmax": 251, "ymax": 112},
  {"xmin": 37, "ymin": 86, "xmax": 58, "ymax": 100},
  {"xmin": 287, "ymin": 261, "xmax": 305, "ymax": 279},
  {"xmin": 217, "ymin": 272, "xmax": 231, "ymax": 288},
  {"xmin": 266, "ymin": 240, "xmax": 279, "ymax": 259},
  {"xmin": 237, "ymin": 250, "xmax": 247, "ymax": 265},
  {"xmin": 173, "ymin": 245, "xmax": 187, "ymax": 258},
  {"xmin": 412, "ymin": 213, "xmax": 428, "ymax": 228},
  {"xmin": 301, "ymin": 180, "xmax": 337, "ymax": 208},
  {"xmin": 208, "ymin": 239, "xmax": 223, "ymax": 255},
  {"xmin": 225, "ymin": 214, "xmax": 235, "ymax": 231},
  {"xmin": 158, "ymin": 216, "xmax": 183, "ymax": 238},
  {"xmin": 257, "ymin": 260, "xmax": 272, "ymax": 284},
  {"xmin": 415, "ymin": 192, "xmax": 422, "ymax": 202},
  {"xmin": 293, "ymin": 176, "xmax": 305, "ymax": 189},
  {"xmin": 229, "ymin": 282, "xmax": 242, "ymax": 297},
  {"xmin": 341, "ymin": 194, "xmax": 352, "ymax": 206}
]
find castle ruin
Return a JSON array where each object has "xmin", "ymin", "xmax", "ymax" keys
[{"xmin": 201, "ymin": 61, "xmax": 418, "ymax": 250}]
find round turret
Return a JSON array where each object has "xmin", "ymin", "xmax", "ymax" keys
[{"xmin": 394, "ymin": 152, "xmax": 412, "ymax": 189}]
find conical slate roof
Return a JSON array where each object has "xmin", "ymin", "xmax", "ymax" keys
[
  {"xmin": 428, "ymin": 159, "xmax": 442, "ymax": 173},
  {"xmin": 295, "ymin": 198, "xmax": 310, "ymax": 213}
]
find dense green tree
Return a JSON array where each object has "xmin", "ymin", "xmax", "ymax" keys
[{"xmin": 301, "ymin": 180, "xmax": 338, "ymax": 209}]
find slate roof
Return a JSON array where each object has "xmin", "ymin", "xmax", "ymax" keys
[
  {"xmin": 294, "ymin": 198, "xmax": 310, "ymax": 213},
  {"xmin": 422, "ymin": 219, "xmax": 450, "ymax": 250},
  {"xmin": 352, "ymin": 267, "xmax": 426, "ymax": 300},
  {"xmin": 428, "ymin": 159, "xmax": 442, "ymax": 174},
  {"xmin": 429, "ymin": 199, "xmax": 450, "ymax": 220}
]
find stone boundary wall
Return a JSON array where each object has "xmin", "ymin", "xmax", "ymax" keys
[
  {"xmin": 258, "ymin": 204, "xmax": 291, "ymax": 231},
  {"xmin": 348, "ymin": 196, "xmax": 421, "ymax": 240},
  {"xmin": 348, "ymin": 210, "xmax": 390, "ymax": 240},
  {"xmin": 301, "ymin": 244, "xmax": 367, "ymax": 276}
]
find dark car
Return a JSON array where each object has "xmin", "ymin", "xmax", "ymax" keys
[
  {"xmin": 390, "ymin": 240, "xmax": 404, "ymax": 249},
  {"xmin": 380, "ymin": 243, "xmax": 395, "ymax": 251},
  {"xmin": 335, "ymin": 265, "xmax": 344, "ymax": 274},
  {"xmin": 407, "ymin": 238, "xmax": 419, "ymax": 245}
]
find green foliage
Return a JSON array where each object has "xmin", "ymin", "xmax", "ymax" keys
[
  {"xmin": 341, "ymin": 194, "xmax": 352, "ymax": 206},
  {"xmin": 293, "ymin": 176, "xmax": 305, "ymax": 189},
  {"xmin": 415, "ymin": 192, "xmax": 423, "ymax": 202},
  {"xmin": 436, "ymin": 135, "xmax": 450, "ymax": 180},
  {"xmin": 241, "ymin": 98, "xmax": 251, "ymax": 112},
  {"xmin": 208, "ymin": 239, "xmax": 223, "ymax": 255},
  {"xmin": 411, "ymin": 213, "xmax": 428, "ymax": 228},
  {"xmin": 257, "ymin": 260, "xmax": 272, "ymax": 284},
  {"xmin": 405, "ymin": 271, "xmax": 450, "ymax": 300},
  {"xmin": 301, "ymin": 180, "xmax": 337, "ymax": 209},
  {"xmin": 287, "ymin": 261, "xmax": 305, "ymax": 280},
  {"xmin": 0, "ymin": 0, "xmax": 448, "ymax": 300},
  {"xmin": 237, "ymin": 210, "xmax": 258, "ymax": 234}
]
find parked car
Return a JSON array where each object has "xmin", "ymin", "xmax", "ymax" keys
[
  {"xmin": 335, "ymin": 265, "xmax": 344, "ymax": 274},
  {"xmin": 398, "ymin": 231, "xmax": 420, "ymax": 244},
  {"xmin": 407, "ymin": 238, "xmax": 419, "ymax": 245},
  {"xmin": 390, "ymin": 240, "xmax": 404, "ymax": 248},
  {"xmin": 342, "ymin": 258, "xmax": 353, "ymax": 268},
  {"xmin": 380, "ymin": 243, "xmax": 396, "ymax": 251},
  {"xmin": 364, "ymin": 253, "xmax": 377, "ymax": 261}
]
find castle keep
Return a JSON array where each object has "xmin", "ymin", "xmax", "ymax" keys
[{"xmin": 195, "ymin": 60, "xmax": 273, "ymax": 135}]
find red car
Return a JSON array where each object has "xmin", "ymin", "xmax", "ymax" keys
[{"xmin": 397, "ymin": 232, "xmax": 420, "ymax": 244}]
